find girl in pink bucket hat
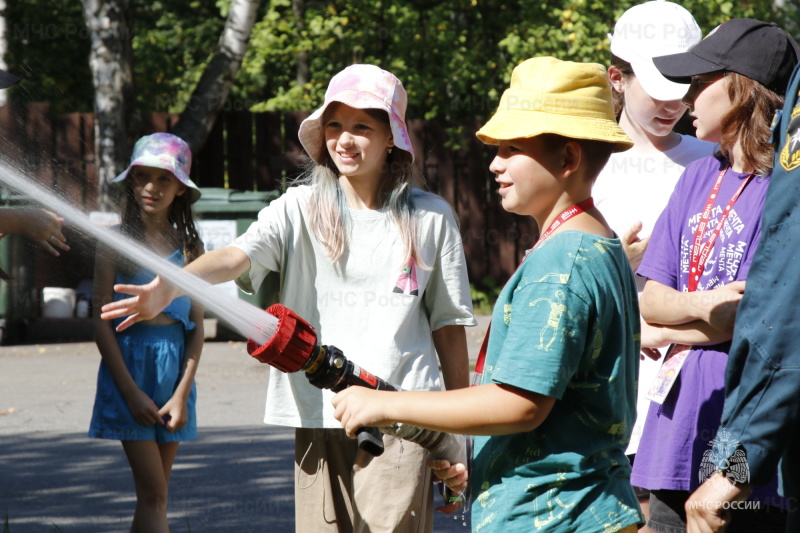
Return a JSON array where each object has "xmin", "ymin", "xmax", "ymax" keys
[{"xmin": 100, "ymin": 66, "xmax": 475, "ymax": 532}]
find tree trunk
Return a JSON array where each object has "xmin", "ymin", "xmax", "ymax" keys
[
  {"xmin": 0, "ymin": 0, "xmax": 9, "ymax": 106},
  {"xmin": 82, "ymin": 0, "xmax": 139, "ymax": 210},
  {"xmin": 292, "ymin": 0, "xmax": 308, "ymax": 87},
  {"xmin": 171, "ymin": 0, "xmax": 262, "ymax": 153}
]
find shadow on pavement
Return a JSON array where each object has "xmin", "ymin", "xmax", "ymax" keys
[{"xmin": 0, "ymin": 426, "xmax": 295, "ymax": 532}]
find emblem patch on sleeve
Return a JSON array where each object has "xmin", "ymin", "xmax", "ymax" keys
[{"xmin": 778, "ymin": 101, "xmax": 800, "ymax": 172}]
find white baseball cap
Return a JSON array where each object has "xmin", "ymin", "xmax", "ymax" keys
[{"xmin": 609, "ymin": 0, "xmax": 702, "ymax": 101}]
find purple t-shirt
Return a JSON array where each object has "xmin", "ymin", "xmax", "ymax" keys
[{"xmin": 632, "ymin": 155, "xmax": 769, "ymax": 492}]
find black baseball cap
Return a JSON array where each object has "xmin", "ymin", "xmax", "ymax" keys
[
  {"xmin": 653, "ymin": 19, "xmax": 800, "ymax": 94},
  {"xmin": 0, "ymin": 68, "xmax": 20, "ymax": 89}
]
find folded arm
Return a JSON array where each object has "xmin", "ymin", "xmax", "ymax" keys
[{"xmin": 639, "ymin": 279, "xmax": 745, "ymax": 333}]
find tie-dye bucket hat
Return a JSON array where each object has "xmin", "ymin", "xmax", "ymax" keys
[
  {"xmin": 112, "ymin": 132, "xmax": 201, "ymax": 203},
  {"xmin": 298, "ymin": 64, "xmax": 415, "ymax": 163}
]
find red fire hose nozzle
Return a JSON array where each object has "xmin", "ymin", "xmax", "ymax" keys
[
  {"xmin": 246, "ymin": 303, "xmax": 318, "ymax": 373},
  {"xmin": 245, "ymin": 304, "xmax": 467, "ymax": 469},
  {"xmin": 246, "ymin": 304, "xmax": 386, "ymax": 455}
]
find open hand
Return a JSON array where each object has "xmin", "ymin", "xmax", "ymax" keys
[
  {"xmin": 621, "ymin": 221, "xmax": 649, "ymax": 271},
  {"xmin": 20, "ymin": 208, "xmax": 69, "ymax": 256},
  {"xmin": 100, "ymin": 275, "xmax": 177, "ymax": 332}
]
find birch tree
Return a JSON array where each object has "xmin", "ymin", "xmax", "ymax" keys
[
  {"xmin": 0, "ymin": 0, "xmax": 8, "ymax": 106},
  {"xmin": 81, "ymin": 0, "xmax": 138, "ymax": 209},
  {"xmin": 170, "ymin": 0, "xmax": 261, "ymax": 153}
]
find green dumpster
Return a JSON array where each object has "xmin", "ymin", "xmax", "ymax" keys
[{"xmin": 194, "ymin": 188, "xmax": 280, "ymax": 336}]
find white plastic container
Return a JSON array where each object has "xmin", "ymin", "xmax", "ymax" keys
[
  {"xmin": 75, "ymin": 298, "xmax": 90, "ymax": 319},
  {"xmin": 42, "ymin": 287, "xmax": 76, "ymax": 319}
]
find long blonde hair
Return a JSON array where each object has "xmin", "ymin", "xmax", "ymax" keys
[{"xmin": 303, "ymin": 108, "xmax": 422, "ymax": 268}]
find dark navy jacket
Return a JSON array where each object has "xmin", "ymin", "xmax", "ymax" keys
[{"xmin": 719, "ymin": 64, "xmax": 800, "ymax": 510}]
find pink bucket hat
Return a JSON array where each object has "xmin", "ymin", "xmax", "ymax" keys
[
  {"xmin": 298, "ymin": 64, "xmax": 415, "ymax": 163},
  {"xmin": 112, "ymin": 132, "xmax": 201, "ymax": 203}
]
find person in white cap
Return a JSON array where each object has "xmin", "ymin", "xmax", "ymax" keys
[
  {"xmin": 592, "ymin": 3, "xmax": 714, "ymax": 526},
  {"xmin": 0, "ymin": 69, "xmax": 70, "ymax": 256}
]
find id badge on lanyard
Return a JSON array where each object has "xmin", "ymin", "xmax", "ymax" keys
[
  {"xmin": 646, "ymin": 167, "xmax": 753, "ymax": 401},
  {"xmin": 645, "ymin": 343, "xmax": 691, "ymax": 404}
]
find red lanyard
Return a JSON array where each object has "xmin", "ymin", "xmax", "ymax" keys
[
  {"xmin": 474, "ymin": 198, "xmax": 594, "ymax": 377},
  {"xmin": 687, "ymin": 167, "xmax": 754, "ymax": 292},
  {"xmin": 533, "ymin": 197, "xmax": 595, "ymax": 249}
]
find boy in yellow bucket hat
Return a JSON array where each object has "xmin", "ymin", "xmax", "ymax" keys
[{"xmin": 332, "ymin": 57, "xmax": 643, "ymax": 532}]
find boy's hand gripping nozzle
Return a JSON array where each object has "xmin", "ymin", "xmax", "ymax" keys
[{"xmin": 246, "ymin": 304, "xmax": 467, "ymax": 467}]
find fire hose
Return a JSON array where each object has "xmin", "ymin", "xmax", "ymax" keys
[{"xmin": 245, "ymin": 303, "xmax": 467, "ymax": 468}]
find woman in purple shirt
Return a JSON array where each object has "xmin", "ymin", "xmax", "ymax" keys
[{"xmin": 633, "ymin": 19, "xmax": 799, "ymax": 533}]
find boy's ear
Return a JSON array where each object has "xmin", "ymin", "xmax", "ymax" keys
[
  {"xmin": 607, "ymin": 65, "xmax": 626, "ymax": 93},
  {"xmin": 561, "ymin": 141, "xmax": 582, "ymax": 178}
]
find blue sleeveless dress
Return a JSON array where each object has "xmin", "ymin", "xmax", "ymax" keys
[{"xmin": 88, "ymin": 246, "xmax": 197, "ymax": 443}]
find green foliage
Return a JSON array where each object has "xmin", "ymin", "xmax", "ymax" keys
[
  {"xmin": 236, "ymin": 0, "xmax": 789, "ymax": 149},
  {"xmin": 131, "ymin": 0, "xmax": 228, "ymax": 112},
  {"xmin": 3, "ymin": 0, "xmax": 93, "ymax": 112},
  {"xmin": 2, "ymin": 0, "xmax": 793, "ymax": 134},
  {"xmin": 471, "ymin": 276, "xmax": 502, "ymax": 315}
]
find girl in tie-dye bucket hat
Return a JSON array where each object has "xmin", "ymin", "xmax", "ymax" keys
[
  {"xmin": 99, "ymin": 66, "xmax": 476, "ymax": 532},
  {"xmin": 89, "ymin": 132, "xmax": 205, "ymax": 530}
]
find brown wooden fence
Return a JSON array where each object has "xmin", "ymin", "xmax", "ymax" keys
[{"xmin": 0, "ymin": 103, "xmax": 538, "ymax": 288}]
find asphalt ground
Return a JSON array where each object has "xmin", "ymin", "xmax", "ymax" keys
[{"xmin": 0, "ymin": 315, "xmax": 490, "ymax": 532}]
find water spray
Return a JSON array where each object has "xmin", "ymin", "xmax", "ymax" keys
[
  {"xmin": 247, "ymin": 303, "xmax": 467, "ymax": 466},
  {"xmin": 0, "ymin": 159, "xmax": 278, "ymax": 344},
  {"xmin": 0, "ymin": 161, "xmax": 465, "ymax": 473}
]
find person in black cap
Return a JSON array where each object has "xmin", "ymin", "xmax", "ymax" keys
[
  {"xmin": 633, "ymin": 18, "xmax": 800, "ymax": 533},
  {"xmin": 674, "ymin": 21, "xmax": 800, "ymax": 533},
  {"xmin": 653, "ymin": 18, "xmax": 800, "ymax": 95},
  {"xmin": 0, "ymin": 68, "xmax": 69, "ymax": 256}
]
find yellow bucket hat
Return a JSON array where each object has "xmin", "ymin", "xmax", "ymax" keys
[{"xmin": 477, "ymin": 57, "xmax": 633, "ymax": 152}]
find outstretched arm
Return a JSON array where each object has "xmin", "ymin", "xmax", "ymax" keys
[
  {"xmin": 332, "ymin": 382, "xmax": 555, "ymax": 438},
  {"xmin": 333, "ymin": 383, "xmax": 555, "ymax": 503},
  {"xmin": 101, "ymin": 246, "xmax": 251, "ymax": 331},
  {"xmin": 0, "ymin": 208, "xmax": 69, "ymax": 256}
]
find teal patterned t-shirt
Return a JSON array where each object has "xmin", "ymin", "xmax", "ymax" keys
[{"xmin": 471, "ymin": 231, "xmax": 643, "ymax": 533}]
